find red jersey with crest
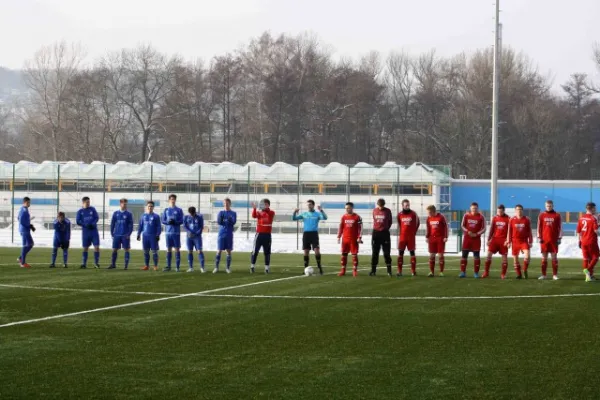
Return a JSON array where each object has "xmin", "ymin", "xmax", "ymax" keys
[
  {"xmin": 338, "ymin": 213, "xmax": 363, "ymax": 240},
  {"xmin": 576, "ymin": 214, "xmax": 599, "ymax": 245},
  {"xmin": 508, "ymin": 216, "xmax": 533, "ymax": 243},
  {"xmin": 252, "ymin": 207, "xmax": 275, "ymax": 234},
  {"xmin": 426, "ymin": 213, "xmax": 448, "ymax": 239},
  {"xmin": 488, "ymin": 214, "xmax": 510, "ymax": 241},
  {"xmin": 537, "ymin": 211, "xmax": 562, "ymax": 241},
  {"xmin": 462, "ymin": 213, "xmax": 486, "ymax": 237},
  {"xmin": 397, "ymin": 210, "xmax": 420, "ymax": 240}
]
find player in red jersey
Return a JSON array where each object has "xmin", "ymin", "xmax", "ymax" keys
[
  {"xmin": 576, "ymin": 202, "xmax": 599, "ymax": 282},
  {"xmin": 425, "ymin": 205, "xmax": 448, "ymax": 277},
  {"xmin": 537, "ymin": 200, "xmax": 562, "ymax": 280},
  {"xmin": 483, "ymin": 204, "xmax": 510, "ymax": 278},
  {"xmin": 337, "ymin": 202, "xmax": 363, "ymax": 277},
  {"xmin": 250, "ymin": 199, "xmax": 275, "ymax": 274},
  {"xmin": 506, "ymin": 204, "xmax": 533, "ymax": 279},
  {"xmin": 460, "ymin": 202, "xmax": 486, "ymax": 278},
  {"xmin": 397, "ymin": 199, "xmax": 420, "ymax": 277}
]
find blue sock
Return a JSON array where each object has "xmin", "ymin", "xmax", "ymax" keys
[
  {"xmin": 166, "ymin": 252, "xmax": 172, "ymax": 268},
  {"xmin": 94, "ymin": 251, "xmax": 100, "ymax": 265},
  {"xmin": 226, "ymin": 254, "xmax": 232, "ymax": 269},
  {"xmin": 82, "ymin": 251, "xmax": 89, "ymax": 266},
  {"xmin": 21, "ymin": 245, "xmax": 32, "ymax": 264},
  {"xmin": 111, "ymin": 252, "xmax": 118, "ymax": 266},
  {"xmin": 63, "ymin": 250, "xmax": 69, "ymax": 264},
  {"xmin": 144, "ymin": 251, "xmax": 150, "ymax": 266},
  {"xmin": 124, "ymin": 252, "xmax": 130, "ymax": 268},
  {"xmin": 152, "ymin": 252, "xmax": 159, "ymax": 267},
  {"xmin": 51, "ymin": 248, "xmax": 58, "ymax": 265},
  {"xmin": 215, "ymin": 253, "xmax": 221, "ymax": 269},
  {"xmin": 199, "ymin": 252, "xmax": 205, "ymax": 268},
  {"xmin": 188, "ymin": 253, "xmax": 193, "ymax": 268},
  {"xmin": 175, "ymin": 252, "xmax": 181, "ymax": 269}
]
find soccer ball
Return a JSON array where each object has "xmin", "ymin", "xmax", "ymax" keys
[{"xmin": 304, "ymin": 266, "xmax": 314, "ymax": 276}]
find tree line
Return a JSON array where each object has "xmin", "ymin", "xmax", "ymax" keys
[{"xmin": 1, "ymin": 32, "xmax": 599, "ymax": 180}]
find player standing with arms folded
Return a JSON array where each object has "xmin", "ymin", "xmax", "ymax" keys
[
  {"xmin": 577, "ymin": 202, "xmax": 599, "ymax": 282},
  {"xmin": 293, "ymin": 200, "xmax": 327, "ymax": 275},
  {"xmin": 506, "ymin": 205, "xmax": 532, "ymax": 279},
  {"xmin": 460, "ymin": 202, "xmax": 486, "ymax": 278},
  {"xmin": 397, "ymin": 199, "xmax": 420, "ymax": 277},
  {"xmin": 17, "ymin": 197, "xmax": 35, "ymax": 268},
  {"xmin": 50, "ymin": 212, "xmax": 71, "ymax": 268},
  {"xmin": 161, "ymin": 194, "xmax": 184, "ymax": 272},
  {"xmin": 215, "ymin": 198, "xmax": 237, "ymax": 274},
  {"xmin": 250, "ymin": 199, "xmax": 275, "ymax": 274},
  {"xmin": 425, "ymin": 205, "xmax": 448, "ymax": 277},
  {"xmin": 137, "ymin": 201, "xmax": 161, "ymax": 271},
  {"xmin": 537, "ymin": 200, "xmax": 562, "ymax": 280},
  {"xmin": 109, "ymin": 198, "xmax": 134, "ymax": 270},
  {"xmin": 183, "ymin": 207, "xmax": 205, "ymax": 273},
  {"xmin": 483, "ymin": 205, "xmax": 510, "ymax": 278},
  {"xmin": 371, "ymin": 198, "xmax": 393, "ymax": 276},
  {"xmin": 76, "ymin": 196, "xmax": 100, "ymax": 269},
  {"xmin": 337, "ymin": 202, "xmax": 363, "ymax": 277}
]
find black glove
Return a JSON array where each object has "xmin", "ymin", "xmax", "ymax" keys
[
  {"xmin": 557, "ymin": 239, "xmax": 561, "ymax": 246},
  {"xmin": 156, "ymin": 235, "xmax": 160, "ymax": 242},
  {"xmin": 86, "ymin": 223, "xmax": 94, "ymax": 229},
  {"xmin": 61, "ymin": 241, "xmax": 70, "ymax": 250},
  {"xmin": 538, "ymin": 238, "xmax": 544, "ymax": 244},
  {"xmin": 578, "ymin": 241, "xmax": 582, "ymax": 249},
  {"xmin": 30, "ymin": 225, "xmax": 36, "ymax": 232},
  {"xmin": 168, "ymin": 219, "xmax": 175, "ymax": 225},
  {"xmin": 137, "ymin": 235, "xmax": 141, "ymax": 241},
  {"xmin": 188, "ymin": 232, "xmax": 196, "ymax": 239}
]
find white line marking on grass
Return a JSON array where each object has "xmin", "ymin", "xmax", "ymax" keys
[
  {"xmin": 195, "ymin": 293, "xmax": 600, "ymax": 301},
  {"xmin": 0, "ymin": 274, "xmax": 308, "ymax": 328},
  {"xmin": 0, "ymin": 284, "xmax": 174, "ymax": 296}
]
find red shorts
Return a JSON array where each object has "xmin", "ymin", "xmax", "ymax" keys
[
  {"xmin": 540, "ymin": 241, "xmax": 559, "ymax": 254},
  {"xmin": 488, "ymin": 238, "xmax": 508, "ymax": 255},
  {"xmin": 582, "ymin": 242, "xmax": 600, "ymax": 260},
  {"xmin": 511, "ymin": 240, "xmax": 530, "ymax": 257},
  {"xmin": 462, "ymin": 236, "xmax": 482, "ymax": 252},
  {"xmin": 399, "ymin": 236, "xmax": 416, "ymax": 252},
  {"xmin": 428, "ymin": 238, "xmax": 446, "ymax": 254},
  {"xmin": 341, "ymin": 239, "xmax": 359, "ymax": 255}
]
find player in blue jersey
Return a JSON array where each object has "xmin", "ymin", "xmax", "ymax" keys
[
  {"xmin": 214, "ymin": 198, "xmax": 237, "ymax": 274},
  {"xmin": 109, "ymin": 198, "xmax": 134, "ymax": 270},
  {"xmin": 161, "ymin": 194, "xmax": 184, "ymax": 272},
  {"xmin": 183, "ymin": 207, "xmax": 205, "ymax": 273},
  {"xmin": 137, "ymin": 201, "xmax": 161, "ymax": 271},
  {"xmin": 76, "ymin": 196, "xmax": 101, "ymax": 269},
  {"xmin": 17, "ymin": 197, "xmax": 35, "ymax": 268},
  {"xmin": 50, "ymin": 212, "xmax": 71, "ymax": 268},
  {"xmin": 293, "ymin": 200, "xmax": 327, "ymax": 275}
]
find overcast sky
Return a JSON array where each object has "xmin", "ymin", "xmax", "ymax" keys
[{"xmin": 2, "ymin": 0, "xmax": 600, "ymax": 90}]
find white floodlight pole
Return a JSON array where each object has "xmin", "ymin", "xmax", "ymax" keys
[{"xmin": 491, "ymin": 2, "xmax": 501, "ymax": 213}]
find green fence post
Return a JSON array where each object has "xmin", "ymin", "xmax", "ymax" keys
[
  {"xmin": 11, "ymin": 164, "xmax": 15, "ymax": 244},
  {"xmin": 102, "ymin": 164, "xmax": 106, "ymax": 239},
  {"xmin": 56, "ymin": 164, "xmax": 60, "ymax": 215},
  {"xmin": 198, "ymin": 164, "xmax": 201, "ymax": 209}
]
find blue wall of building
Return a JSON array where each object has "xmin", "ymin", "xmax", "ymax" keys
[{"xmin": 452, "ymin": 182, "xmax": 599, "ymax": 211}]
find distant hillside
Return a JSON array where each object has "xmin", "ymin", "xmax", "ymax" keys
[{"xmin": 0, "ymin": 67, "xmax": 23, "ymax": 90}]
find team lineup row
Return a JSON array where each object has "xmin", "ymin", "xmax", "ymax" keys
[{"xmin": 14, "ymin": 195, "xmax": 600, "ymax": 282}]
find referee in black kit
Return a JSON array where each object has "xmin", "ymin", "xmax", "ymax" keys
[{"xmin": 371, "ymin": 198, "xmax": 393, "ymax": 276}]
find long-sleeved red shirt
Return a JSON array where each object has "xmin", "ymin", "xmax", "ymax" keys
[
  {"xmin": 508, "ymin": 216, "xmax": 533, "ymax": 243},
  {"xmin": 537, "ymin": 210, "xmax": 562, "ymax": 241},
  {"xmin": 252, "ymin": 207, "xmax": 275, "ymax": 234},
  {"xmin": 397, "ymin": 210, "xmax": 420, "ymax": 240},
  {"xmin": 426, "ymin": 213, "xmax": 448, "ymax": 239},
  {"xmin": 372, "ymin": 207, "xmax": 393, "ymax": 232},
  {"xmin": 338, "ymin": 213, "xmax": 363, "ymax": 240}
]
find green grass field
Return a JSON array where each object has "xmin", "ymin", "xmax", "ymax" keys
[{"xmin": 1, "ymin": 247, "xmax": 599, "ymax": 400}]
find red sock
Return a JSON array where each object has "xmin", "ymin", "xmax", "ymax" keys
[
  {"xmin": 460, "ymin": 258, "xmax": 467, "ymax": 272},
  {"xmin": 552, "ymin": 259, "xmax": 558, "ymax": 276},
  {"xmin": 523, "ymin": 259, "xmax": 529, "ymax": 272},
  {"xmin": 501, "ymin": 262, "xmax": 508, "ymax": 276},
  {"xmin": 484, "ymin": 258, "xmax": 492, "ymax": 273},
  {"xmin": 474, "ymin": 258, "xmax": 481, "ymax": 274},
  {"xmin": 583, "ymin": 259, "xmax": 589, "ymax": 270},
  {"xmin": 589, "ymin": 256, "xmax": 598, "ymax": 275},
  {"xmin": 541, "ymin": 259, "xmax": 548, "ymax": 276},
  {"xmin": 429, "ymin": 257, "xmax": 435, "ymax": 274},
  {"xmin": 410, "ymin": 256, "xmax": 417, "ymax": 275},
  {"xmin": 439, "ymin": 255, "xmax": 445, "ymax": 272},
  {"xmin": 352, "ymin": 255, "xmax": 358, "ymax": 270},
  {"xmin": 514, "ymin": 263, "xmax": 521, "ymax": 276},
  {"xmin": 397, "ymin": 256, "xmax": 403, "ymax": 274},
  {"xmin": 341, "ymin": 255, "xmax": 348, "ymax": 268}
]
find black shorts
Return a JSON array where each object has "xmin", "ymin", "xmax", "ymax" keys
[{"xmin": 302, "ymin": 232, "xmax": 320, "ymax": 250}]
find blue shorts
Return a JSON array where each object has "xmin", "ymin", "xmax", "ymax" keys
[
  {"xmin": 112, "ymin": 236, "xmax": 131, "ymax": 250},
  {"xmin": 142, "ymin": 235, "xmax": 159, "ymax": 252},
  {"xmin": 82, "ymin": 230, "xmax": 100, "ymax": 248},
  {"xmin": 21, "ymin": 232, "xmax": 34, "ymax": 247},
  {"xmin": 166, "ymin": 234, "xmax": 181, "ymax": 249},
  {"xmin": 217, "ymin": 234, "xmax": 234, "ymax": 251},
  {"xmin": 53, "ymin": 237, "xmax": 69, "ymax": 249},
  {"xmin": 186, "ymin": 236, "xmax": 202, "ymax": 252}
]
